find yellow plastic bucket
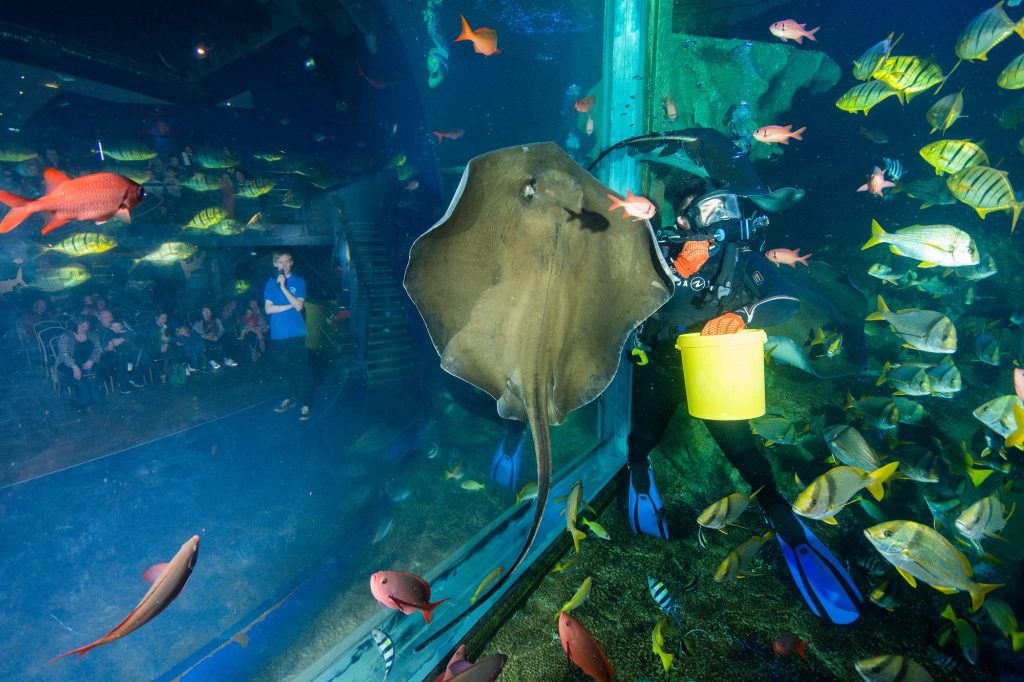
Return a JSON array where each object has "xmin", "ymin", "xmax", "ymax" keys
[{"xmin": 675, "ymin": 329, "xmax": 767, "ymax": 421}]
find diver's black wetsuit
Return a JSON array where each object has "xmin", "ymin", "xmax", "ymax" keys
[{"xmin": 628, "ymin": 234, "xmax": 799, "ymax": 517}]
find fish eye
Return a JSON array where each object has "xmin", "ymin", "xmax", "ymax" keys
[
  {"xmin": 807, "ymin": 500, "xmax": 816, "ymax": 508},
  {"xmin": 882, "ymin": 529, "xmax": 892, "ymax": 538},
  {"xmin": 381, "ymin": 578, "xmax": 388, "ymax": 584},
  {"xmin": 523, "ymin": 176, "xmax": 537, "ymax": 201}
]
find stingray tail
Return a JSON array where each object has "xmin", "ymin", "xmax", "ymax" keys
[{"xmin": 414, "ymin": 393, "xmax": 551, "ymax": 653}]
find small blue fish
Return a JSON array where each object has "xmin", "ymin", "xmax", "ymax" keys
[
  {"xmin": 371, "ymin": 628, "xmax": 395, "ymax": 680},
  {"xmin": 883, "ymin": 157, "xmax": 904, "ymax": 181},
  {"xmin": 647, "ymin": 576, "xmax": 681, "ymax": 624}
]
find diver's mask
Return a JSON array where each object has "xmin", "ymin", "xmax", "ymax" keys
[{"xmin": 685, "ymin": 190, "xmax": 768, "ymax": 243}]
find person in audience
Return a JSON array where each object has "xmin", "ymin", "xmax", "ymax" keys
[
  {"xmin": 56, "ymin": 317, "xmax": 103, "ymax": 412},
  {"xmin": 19, "ymin": 298, "xmax": 51, "ymax": 345},
  {"xmin": 96, "ymin": 310, "xmax": 145, "ymax": 393},
  {"xmin": 192, "ymin": 305, "xmax": 237, "ymax": 370},
  {"xmin": 140, "ymin": 311, "xmax": 173, "ymax": 382},
  {"xmin": 240, "ymin": 297, "xmax": 268, "ymax": 361},
  {"xmin": 173, "ymin": 320, "xmax": 206, "ymax": 375}
]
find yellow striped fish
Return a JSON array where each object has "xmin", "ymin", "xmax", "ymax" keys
[
  {"xmin": 999, "ymin": 52, "xmax": 1024, "ymax": 89},
  {"xmin": 853, "ymin": 32, "xmax": 901, "ymax": 81},
  {"xmin": 245, "ymin": 212, "xmax": 271, "ymax": 232},
  {"xmin": 195, "ymin": 148, "xmax": 239, "ymax": 169},
  {"xmin": 946, "ymin": 165, "xmax": 1023, "ymax": 232},
  {"xmin": 872, "ymin": 56, "xmax": 946, "ymax": 103},
  {"xmin": 956, "ymin": 1, "xmax": 1024, "ymax": 63},
  {"xmin": 39, "ymin": 232, "xmax": 117, "ymax": 257},
  {"xmin": 0, "ymin": 147, "xmax": 38, "ymax": 162},
  {"xmin": 182, "ymin": 174, "xmax": 224, "ymax": 192},
  {"xmin": 210, "ymin": 219, "xmax": 245, "ymax": 236},
  {"xmin": 836, "ymin": 81, "xmax": 900, "ymax": 115},
  {"xmin": 31, "ymin": 264, "xmax": 91, "ymax": 291},
  {"xmin": 919, "ymin": 139, "xmax": 988, "ymax": 175},
  {"xmin": 236, "ymin": 179, "xmax": 275, "ymax": 198},
  {"xmin": 185, "ymin": 207, "xmax": 228, "ymax": 230},
  {"xmin": 103, "ymin": 144, "xmax": 157, "ymax": 162},
  {"xmin": 112, "ymin": 167, "xmax": 153, "ymax": 184},
  {"xmin": 926, "ymin": 90, "xmax": 965, "ymax": 134},
  {"xmin": 133, "ymin": 242, "xmax": 198, "ymax": 266}
]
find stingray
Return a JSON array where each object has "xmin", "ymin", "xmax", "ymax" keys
[
  {"xmin": 404, "ymin": 142, "xmax": 674, "ymax": 645},
  {"xmin": 588, "ymin": 127, "xmax": 805, "ymax": 212}
]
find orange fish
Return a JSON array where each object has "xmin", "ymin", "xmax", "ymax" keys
[
  {"xmin": 857, "ymin": 166, "xmax": 895, "ymax": 197},
  {"xmin": 0, "ymin": 168, "xmax": 145, "ymax": 235},
  {"xmin": 432, "ymin": 129, "xmax": 465, "ymax": 144},
  {"xmin": 575, "ymin": 96, "xmax": 595, "ymax": 113},
  {"xmin": 455, "ymin": 15, "xmax": 501, "ymax": 56},
  {"xmin": 766, "ymin": 247, "xmax": 812, "ymax": 267},
  {"xmin": 753, "ymin": 124, "xmax": 806, "ymax": 144},
  {"xmin": 370, "ymin": 570, "xmax": 449, "ymax": 623},
  {"xmin": 50, "ymin": 535, "xmax": 199, "ymax": 661},
  {"xmin": 769, "ymin": 19, "xmax": 820, "ymax": 44},
  {"xmin": 662, "ymin": 95, "xmax": 678, "ymax": 121},
  {"xmin": 773, "ymin": 633, "xmax": 812, "ymax": 659},
  {"xmin": 559, "ymin": 613, "xmax": 613, "ymax": 682},
  {"xmin": 607, "ymin": 189, "xmax": 656, "ymax": 220}
]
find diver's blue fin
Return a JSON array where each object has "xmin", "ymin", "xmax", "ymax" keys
[
  {"xmin": 489, "ymin": 433, "xmax": 523, "ymax": 490},
  {"xmin": 773, "ymin": 512, "xmax": 863, "ymax": 625},
  {"xmin": 627, "ymin": 461, "xmax": 669, "ymax": 539}
]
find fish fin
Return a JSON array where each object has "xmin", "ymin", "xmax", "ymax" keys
[
  {"xmin": 857, "ymin": 183, "xmax": 869, "ymax": 193},
  {"xmin": 968, "ymin": 584, "xmax": 1002, "ymax": 613},
  {"xmin": 866, "ymin": 462, "xmax": 900, "ymax": 501},
  {"xmin": 967, "ymin": 466, "xmax": 994, "ymax": 488},
  {"xmin": 455, "ymin": 15, "xmax": 474, "ymax": 42},
  {"xmin": 43, "ymin": 167, "xmax": 71, "ymax": 193},
  {"xmin": 571, "ymin": 528, "xmax": 586, "ymax": 554},
  {"xmin": 115, "ymin": 207, "xmax": 132, "ymax": 223},
  {"xmin": 48, "ymin": 640, "xmax": 105, "ymax": 662},
  {"xmin": 895, "ymin": 566, "xmax": 917, "ymax": 588},
  {"xmin": 39, "ymin": 215, "xmax": 70, "ymax": 235},
  {"xmin": 865, "ymin": 294, "xmax": 889, "ymax": 321},
  {"xmin": 822, "ymin": 516, "xmax": 838, "ymax": 526},
  {"xmin": 791, "ymin": 126, "xmax": 806, "ymax": 141},
  {"xmin": 0, "ymin": 189, "xmax": 30, "ymax": 209},
  {"xmin": 1012, "ymin": 201, "xmax": 1022, "ymax": 235},
  {"xmin": 749, "ymin": 485, "xmax": 765, "ymax": 500},
  {"xmin": 861, "ymin": 219, "xmax": 886, "ymax": 250},
  {"xmin": 0, "ymin": 204, "xmax": 32, "ymax": 233},
  {"xmin": 805, "ymin": 27, "xmax": 819, "ymax": 41},
  {"xmin": 916, "ymin": 261, "xmax": 939, "ymax": 268}
]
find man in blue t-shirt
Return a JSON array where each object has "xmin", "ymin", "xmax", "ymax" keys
[{"xmin": 264, "ymin": 251, "xmax": 314, "ymax": 421}]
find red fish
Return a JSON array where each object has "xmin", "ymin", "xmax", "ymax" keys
[
  {"xmin": 575, "ymin": 96, "xmax": 595, "ymax": 113},
  {"xmin": 455, "ymin": 15, "xmax": 501, "ymax": 56},
  {"xmin": 0, "ymin": 168, "xmax": 145, "ymax": 235},
  {"xmin": 1015, "ymin": 368, "xmax": 1024, "ymax": 403},
  {"xmin": 769, "ymin": 19, "xmax": 820, "ymax": 44},
  {"xmin": 753, "ymin": 125, "xmax": 806, "ymax": 144},
  {"xmin": 355, "ymin": 61, "xmax": 392, "ymax": 89},
  {"xmin": 370, "ymin": 570, "xmax": 448, "ymax": 623},
  {"xmin": 772, "ymin": 633, "xmax": 812, "ymax": 659},
  {"xmin": 50, "ymin": 535, "xmax": 199, "ymax": 661},
  {"xmin": 607, "ymin": 189, "xmax": 656, "ymax": 220},
  {"xmin": 559, "ymin": 612, "xmax": 613, "ymax": 682},
  {"xmin": 435, "ymin": 644, "xmax": 508, "ymax": 681},
  {"xmin": 766, "ymin": 247, "xmax": 812, "ymax": 267},
  {"xmin": 433, "ymin": 130, "xmax": 465, "ymax": 144},
  {"xmin": 857, "ymin": 166, "xmax": 895, "ymax": 197}
]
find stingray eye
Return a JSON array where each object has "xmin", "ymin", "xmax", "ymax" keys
[{"xmin": 523, "ymin": 176, "xmax": 537, "ymax": 201}]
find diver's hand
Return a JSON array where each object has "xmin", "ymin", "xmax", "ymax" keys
[{"xmin": 700, "ymin": 313, "xmax": 746, "ymax": 336}]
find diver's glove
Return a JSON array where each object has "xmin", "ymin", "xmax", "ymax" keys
[
  {"xmin": 711, "ymin": 214, "xmax": 769, "ymax": 243},
  {"xmin": 673, "ymin": 239, "xmax": 711, "ymax": 278},
  {"xmin": 700, "ymin": 312, "xmax": 746, "ymax": 336}
]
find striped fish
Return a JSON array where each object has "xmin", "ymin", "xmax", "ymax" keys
[
  {"xmin": 370, "ymin": 628, "xmax": 395, "ymax": 680},
  {"xmin": 946, "ymin": 165, "xmax": 1023, "ymax": 232},
  {"xmin": 836, "ymin": 81, "xmax": 900, "ymax": 115},
  {"xmin": 999, "ymin": 52, "xmax": 1024, "ymax": 88},
  {"xmin": 883, "ymin": 157, "xmax": 904, "ymax": 181},
  {"xmin": 39, "ymin": 232, "xmax": 118, "ymax": 257},
  {"xmin": 919, "ymin": 139, "xmax": 988, "ymax": 175},
  {"xmin": 955, "ymin": 1, "xmax": 1024, "ymax": 63},
  {"xmin": 182, "ymin": 174, "xmax": 225, "ymax": 192},
  {"xmin": 102, "ymin": 143, "xmax": 157, "ymax": 162},
  {"xmin": 185, "ymin": 207, "xmax": 228, "ymax": 230},
  {"xmin": 195, "ymin": 148, "xmax": 239, "ymax": 169},
  {"xmin": 237, "ymin": 179, "xmax": 275, "ymax": 198},
  {"xmin": 873, "ymin": 56, "xmax": 946, "ymax": 103},
  {"xmin": 647, "ymin": 576, "xmax": 681, "ymax": 624},
  {"xmin": 853, "ymin": 32, "xmax": 901, "ymax": 81},
  {"xmin": 926, "ymin": 90, "xmax": 965, "ymax": 134}
]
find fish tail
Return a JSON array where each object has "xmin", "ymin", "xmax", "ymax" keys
[
  {"xmin": 1016, "ymin": 15, "xmax": 1024, "ymax": 39},
  {"xmin": 432, "ymin": 131, "xmax": 444, "ymax": 144},
  {"xmin": 865, "ymin": 294, "xmax": 889, "ymax": 321},
  {"xmin": 797, "ymin": 251, "xmax": 812, "ymax": 266},
  {"xmin": 1012, "ymin": 630, "xmax": 1024, "ymax": 653},
  {"xmin": 455, "ymin": 14, "xmax": 474, "ymax": 42},
  {"xmin": 865, "ymin": 461, "xmax": 900, "ymax": 501},
  {"xmin": 422, "ymin": 597, "xmax": 450, "ymax": 623},
  {"xmin": 1012, "ymin": 200, "xmax": 1022, "ymax": 235},
  {"xmin": 796, "ymin": 639, "xmax": 812, "ymax": 659},
  {"xmin": 606, "ymin": 193, "xmax": 624, "ymax": 212},
  {"xmin": 805, "ymin": 26, "xmax": 819, "ymax": 41},
  {"xmin": 0, "ymin": 190, "xmax": 34, "ymax": 233},
  {"xmin": 969, "ymin": 583, "xmax": 1003, "ymax": 613},
  {"xmin": 876, "ymin": 361, "xmax": 891, "ymax": 387},
  {"xmin": 49, "ymin": 641, "xmax": 101, "ymax": 662},
  {"xmin": 791, "ymin": 126, "xmax": 806, "ymax": 141},
  {"xmin": 934, "ymin": 58, "xmax": 961, "ymax": 96},
  {"xmin": 571, "ymin": 528, "xmax": 586, "ymax": 554},
  {"xmin": 861, "ymin": 219, "xmax": 886, "ymax": 250},
  {"xmin": 1005, "ymin": 402, "xmax": 1024, "ymax": 449}
]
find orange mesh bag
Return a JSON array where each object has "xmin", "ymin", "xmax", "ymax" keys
[
  {"xmin": 673, "ymin": 240, "xmax": 710, "ymax": 278},
  {"xmin": 701, "ymin": 312, "xmax": 746, "ymax": 336}
]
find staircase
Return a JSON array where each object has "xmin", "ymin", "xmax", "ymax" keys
[{"xmin": 345, "ymin": 225, "xmax": 419, "ymax": 386}]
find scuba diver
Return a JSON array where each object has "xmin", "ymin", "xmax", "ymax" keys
[{"xmin": 625, "ymin": 173, "xmax": 864, "ymax": 626}]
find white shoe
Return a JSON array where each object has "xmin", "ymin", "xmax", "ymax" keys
[
  {"xmin": 209, "ymin": 360, "xmax": 221, "ymax": 370},
  {"xmin": 224, "ymin": 358, "xmax": 238, "ymax": 367}
]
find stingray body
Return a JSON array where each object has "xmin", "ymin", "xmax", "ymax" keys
[
  {"xmin": 405, "ymin": 142, "xmax": 673, "ymax": 644},
  {"xmin": 588, "ymin": 128, "xmax": 806, "ymax": 212}
]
